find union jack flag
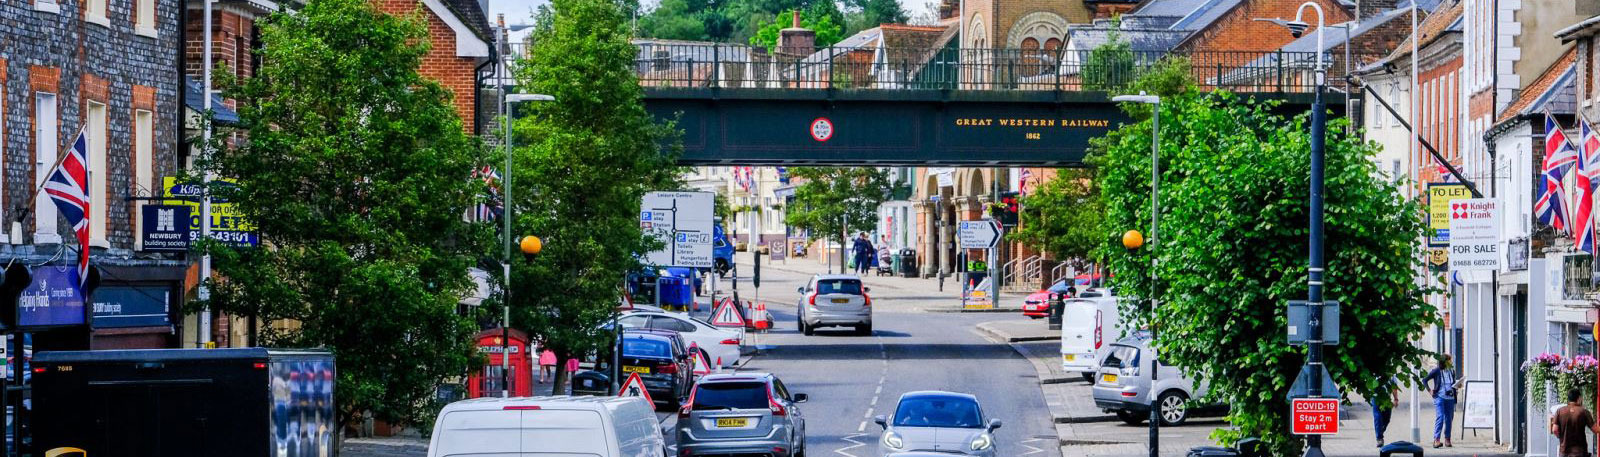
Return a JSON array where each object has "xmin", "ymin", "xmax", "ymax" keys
[
  {"xmin": 44, "ymin": 129, "xmax": 91, "ymax": 288},
  {"xmin": 1579, "ymin": 116, "xmax": 1600, "ymax": 253},
  {"xmin": 1536, "ymin": 112, "xmax": 1579, "ymax": 234}
]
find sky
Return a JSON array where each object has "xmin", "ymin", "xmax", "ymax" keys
[{"xmin": 488, "ymin": 0, "xmax": 937, "ymax": 26}]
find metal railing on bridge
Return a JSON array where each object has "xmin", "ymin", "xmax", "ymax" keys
[{"xmin": 631, "ymin": 43, "xmax": 1379, "ymax": 93}]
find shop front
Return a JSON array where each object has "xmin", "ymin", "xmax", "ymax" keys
[
  {"xmin": 89, "ymin": 265, "xmax": 186, "ymax": 350},
  {"xmin": 467, "ymin": 328, "xmax": 531, "ymax": 398}
]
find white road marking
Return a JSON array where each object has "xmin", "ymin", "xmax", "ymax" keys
[
  {"xmin": 857, "ymin": 421, "xmax": 867, "ymax": 432},
  {"xmin": 864, "ymin": 407, "xmax": 874, "ymax": 419},
  {"xmin": 874, "ymin": 385, "xmax": 882, "ymax": 395},
  {"xmin": 1019, "ymin": 438, "xmax": 1047, "ymax": 456},
  {"xmin": 870, "ymin": 396, "xmax": 878, "ymax": 406},
  {"xmin": 835, "ymin": 433, "xmax": 870, "ymax": 457}
]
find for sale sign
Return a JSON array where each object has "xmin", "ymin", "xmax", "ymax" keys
[
  {"xmin": 1447, "ymin": 198, "xmax": 1502, "ymax": 271},
  {"xmin": 1291, "ymin": 398, "xmax": 1339, "ymax": 435}
]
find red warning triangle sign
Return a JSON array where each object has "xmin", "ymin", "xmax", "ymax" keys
[
  {"xmin": 618, "ymin": 372, "xmax": 654, "ymax": 404},
  {"xmin": 692, "ymin": 350, "xmax": 713, "ymax": 375},
  {"xmin": 711, "ymin": 299, "xmax": 747, "ymax": 327}
]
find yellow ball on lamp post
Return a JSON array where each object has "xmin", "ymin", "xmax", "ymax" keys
[
  {"xmin": 1122, "ymin": 230, "xmax": 1144, "ymax": 250},
  {"xmin": 520, "ymin": 236, "xmax": 542, "ymax": 260}
]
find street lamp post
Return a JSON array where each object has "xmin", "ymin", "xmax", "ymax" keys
[
  {"xmin": 502, "ymin": 91, "xmax": 554, "ymax": 397},
  {"xmin": 1113, "ymin": 93, "xmax": 1160, "ymax": 457},
  {"xmin": 1259, "ymin": 4, "xmax": 1330, "ymax": 457}
]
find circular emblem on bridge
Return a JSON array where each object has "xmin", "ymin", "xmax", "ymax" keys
[{"xmin": 809, "ymin": 118, "xmax": 834, "ymax": 142}]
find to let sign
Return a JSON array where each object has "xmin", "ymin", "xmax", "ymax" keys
[
  {"xmin": 1291, "ymin": 398, "xmax": 1339, "ymax": 435},
  {"xmin": 1448, "ymin": 198, "xmax": 1502, "ymax": 271}
]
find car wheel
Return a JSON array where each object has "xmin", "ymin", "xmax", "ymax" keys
[
  {"xmin": 857, "ymin": 323, "xmax": 872, "ymax": 336},
  {"xmin": 802, "ymin": 322, "xmax": 814, "ymax": 336},
  {"xmin": 1081, "ymin": 372, "xmax": 1096, "ymax": 384},
  {"xmin": 1157, "ymin": 391, "xmax": 1190, "ymax": 426},
  {"xmin": 1115, "ymin": 410, "xmax": 1144, "ymax": 425}
]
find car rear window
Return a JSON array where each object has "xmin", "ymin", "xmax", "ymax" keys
[
  {"xmin": 622, "ymin": 339, "xmax": 671, "ymax": 359},
  {"xmin": 892, "ymin": 397, "xmax": 983, "ymax": 428},
  {"xmin": 691, "ymin": 382, "xmax": 769, "ymax": 410},
  {"xmin": 1063, "ymin": 303, "xmax": 1097, "ymax": 327},
  {"xmin": 1102, "ymin": 344, "xmax": 1139, "ymax": 369},
  {"xmin": 817, "ymin": 279, "xmax": 862, "ymax": 295}
]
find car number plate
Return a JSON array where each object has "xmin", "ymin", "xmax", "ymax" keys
[
  {"xmin": 1102, "ymin": 374, "xmax": 1118, "ymax": 383},
  {"xmin": 622, "ymin": 366, "xmax": 650, "ymax": 374},
  {"xmin": 831, "ymin": 298, "xmax": 850, "ymax": 304},
  {"xmin": 1063, "ymin": 354, "xmax": 1076, "ymax": 361},
  {"xmin": 715, "ymin": 418, "xmax": 749, "ymax": 428}
]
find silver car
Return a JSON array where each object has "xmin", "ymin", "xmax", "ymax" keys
[
  {"xmin": 874, "ymin": 391, "xmax": 1001, "ymax": 457},
  {"xmin": 1090, "ymin": 334, "xmax": 1223, "ymax": 426},
  {"xmin": 797, "ymin": 274, "xmax": 873, "ymax": 335},
  {"xmin": 677, "ymin": 373, "xmax": 808, "ymax": 457}
]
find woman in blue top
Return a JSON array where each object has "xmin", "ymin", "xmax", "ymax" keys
[{"xmin": 1422, "ymin": 354, "xmax": 1462, "ymax": 448}]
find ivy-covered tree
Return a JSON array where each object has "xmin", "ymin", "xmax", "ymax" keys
[
  {"xmin": 784, "ymin": 167, "xmax": 891, "ymax": 268},
  {"xmin": 749, "ymin": 9, "xmax": 844, "ymax": 51},
  {"xmin": 1009, "ymin": 169, "xmax": 1101, "ymax": 263},
  {"xmin": 1094, "ymin": 91, "xmax": 1439, "ymax": 455},
  {"xmin": 513, "ymin": 0, "xmax": 683, "ymax": 393},
  {"xmin": 197, "ymin": 0, "xmax": 484, "ymax": 429}
]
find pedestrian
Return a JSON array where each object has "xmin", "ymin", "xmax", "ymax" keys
[
  {"xmin": 851, "ymin": 232, "xmax": 874, "ymax": 274},
  {"xmin": 538, "ymin": 348, "xmax": 557, "ymax": 384},
  {"xmin": 1552, "ymin": 389, "xmax": 1600, "ymax": 457},
  {"xmin": 1423, "ymin": 354, "xmax": 1463, "ymax": 448},
  {"xmin": 1371, "ymin": 376, "xmax": 1400, "ymax": 447},
  {"xmin": 565, "ymin": 356, "xmax": 581, "ymax": 375}
]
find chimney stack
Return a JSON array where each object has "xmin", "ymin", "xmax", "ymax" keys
[
  {"xmin": 1358, "ymin": 0, "xmax": 1398, "ymax": 20},
  {"xmin": 779, "ymin": 10, "xmax": 816, "ymax": 57}
]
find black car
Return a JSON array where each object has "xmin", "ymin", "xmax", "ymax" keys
[{"xmin": 620, "ymin": 329, "xmax": 696, "ymax": 409}]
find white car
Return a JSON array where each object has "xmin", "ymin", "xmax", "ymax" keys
[
  {"xmin": 614, "ymin": 311, "xmax": 743, "ymax": 368},
  {"xmin": 428, "ymin": 396, "xmax": 664, "ymax": 457}
]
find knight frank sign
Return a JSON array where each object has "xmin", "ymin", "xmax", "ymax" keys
[{"xmin": 1448, "ymin": 198, "xmax": 1502, "ymax": 271}]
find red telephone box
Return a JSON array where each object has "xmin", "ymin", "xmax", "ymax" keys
[{"xmin": 467, "ymin": 327, "xmax": 533, "ymax": 398}]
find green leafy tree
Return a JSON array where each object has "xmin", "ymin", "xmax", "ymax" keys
[
  {"xmin": 197, "ymin": 0, "xmax": 483, "ymax": 429},
  {"xmin": 1094, "ymin": 91, "xmax": 1439, "ymax": 455},
  {"xmin": 1083, "ymin": 23, "xmax": 1134, "ymax": 91},
  {"xmin": 844, "ymin": 0, "xmax": 907, "ymax": 31},
  {"xmin": 1009, "ymin": 169, "xmax": 1101, "ymax": 262},
  {"xmin": 749, "ymin": 9, "xmax": 844, "ymax": 52},
  {"xmin": 639, "ymin": 0, "xmax": 709, "ymax": 40},
  {"xmin": 514, "ymin": 0, "xmax": 683, "ymax": 393},
  {"xmin": 784, "ymin": 167, "xmax": 891, "ymax": 262}
]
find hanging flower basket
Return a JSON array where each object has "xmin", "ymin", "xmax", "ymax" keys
[{"xmin": 1523, "ymin": 353, "xmax": 1599, "ymax": 413}]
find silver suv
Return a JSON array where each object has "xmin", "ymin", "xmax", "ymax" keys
[
  {"xmin": 1090, "ymin": 334, "xmax": 1224, "ymax": 426},
  {"xmin": 797, "ymin": 274, "xmax": 873, "ymax": 335},
  {"xmin": 677, "ymin": 373, "xmax": 808, "ymax": 457}
]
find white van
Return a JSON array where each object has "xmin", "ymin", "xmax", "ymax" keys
[
  {"xmin": 1060, "ymin": 294, "xmax": 1123, "ymax": 383},
  {"xmin": 427, "ymin": 396, "xmax": 666, "ymax": 457}
]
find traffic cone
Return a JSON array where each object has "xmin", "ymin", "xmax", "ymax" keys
[{"xmin": 754, "ymin": 302, "xmax": 771, "ymax": 331}]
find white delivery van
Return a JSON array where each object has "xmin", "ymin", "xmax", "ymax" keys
[
  {"xmin": 1060, "ymin": 294, "xmax": 1123, "ymax": 383},
  {"xmin": 428, "ymin": 395, "xmax": 666, "ymax": 457}
]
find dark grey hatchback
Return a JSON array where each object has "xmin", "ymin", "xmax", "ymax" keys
[{"xmin": 677, "ymin": 373, "xmax": 808, "ymax": 457}]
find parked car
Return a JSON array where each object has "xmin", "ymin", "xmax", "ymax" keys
[
  {"xmin": 797, "ymin": 274, "xmax": 873, "ymax": 335},
  {"xmin": 1059, "ymin": 294, "xmax": 1122, "ymax": 383},
  {"xmin": 1022, "ymin": 279, "xmax": 1076, "ymax": 318},
  {"xmin": 427, "ymin": 396, "xmax": 664, "ymax": 457},
  {"xmin": 612, "ymin": 311, "xmax": 743, "ymax": 368},
  {"xmin": 677, "ymin": 373, "xmax": 808, "ymax": 457},
  {"xmin": 873, "ymin": 391, "xmax": 1001, "ymax": 457},
  {"xmin": 1090, "ymin": 334, "xmax": 1224, "ymax": 426},
  {"xmin": 620, "ymin": 330, "xmax": 696, "ymax": 409}
]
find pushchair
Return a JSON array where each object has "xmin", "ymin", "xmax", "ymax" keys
[{"xmin": 874, "ymin": 248, "xmax": 894, "ymax": 276}]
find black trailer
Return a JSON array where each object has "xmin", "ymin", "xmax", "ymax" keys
[{"xmin": 29, "ymin": 348, "xmax": 335, "ymax": 457}]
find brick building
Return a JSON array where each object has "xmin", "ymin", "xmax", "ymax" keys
[
  {"xmin": 2, "ymin": 0, "xmax": 189, "ymax": 352},
  {"xmin": 371, "ymin": 0, "xmax": 492, "ymax": 133}
]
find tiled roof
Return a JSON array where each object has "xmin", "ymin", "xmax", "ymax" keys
[
  {"xmin": 1498, "ymin": 46, "xmax": 1578, "ymax": 123},
  {"xmin": 1169, "ymin": 0, "xmax": 1243, "ymax": 31},
  {"xmin": 184, "ymin": 76, "xmax": 239, "ymax": 124},
  {"xmin": 441, "ymin": 0, "xmax": 491, "ymax": 42},
  {"xmin": 1372, "ymin": 0, "xmax": 1461, "ymax": 65}
]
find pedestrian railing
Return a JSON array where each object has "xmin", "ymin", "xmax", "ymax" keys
[{"xmin": 629, "ymin": 43, "xmax": 1381, "ymax": 94}]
